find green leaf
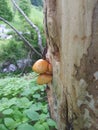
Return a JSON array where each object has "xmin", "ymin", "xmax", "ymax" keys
[
  {"xmin": 16, "ymin": 97, "xmax": 32, "ymax": 108},
  {"xmin": 11, "ymin": 108, "xmax": 27, "ymax": 123},
  {"xmin": 4, "ymin": 118, "xmax": 16, "ymax": 129},
  {"xmin": 0, "ymin": 98, "xmax": 17, "ymax": 111},
  {"xmin": 22, "ymin": 117, "xmax": 29, "ymax": 123},
  {"xmin": 33, "ymin": 94, "xmax": 40, "ymax": 99},
  {"xmin": 8, "ymin": 98, "xmax": 17, "ymax": 106},
  {"xmin": 21, "ymin": 88, "xmax": 32, "ymax": 96},
  {"xmin": 42, "ymin": 105, "xmax": 48, "ymax": 113},
  {"xmin": 25, "ymin": 109, "xmax": 39, "ymax": 121},
  {"xmin": 34, "ymin": 122, "xmax": 45, "ymax": 130},
  {"xmin": 39, "ymin": 113, "xmax": 47, "ymax": 121},
  {"xmin": 31, "ymin": 86, "xmax": 40, "ymax": 92},
  {"xmin": 47, "ymin": 119, "xmax": 57, "ymax": 128},
  {"xmin": 3, "ymin": 109, "xmax": 13, "ymax": 115},
  {"xmin": 17, "ymin": 123, "xmax": 35, "ymax": 130},
  {"xmin": 0, "ymin": 124, "xmax": 8, "ymax": 130},
  {"xmin": 30, "ymin": 102, "xmax": 42, "ymax": 111},
  {"xmin": 42, "ymin": 122, "xmax": 49, "ymax": 130}
]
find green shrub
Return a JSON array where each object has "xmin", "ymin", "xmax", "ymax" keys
[
  {"xmin": 0, "ymin": 0, "xmax": 13, "ymax": 21},
  {"xmin": 18, "ymin": 0, "xmax": 31, "ymax": 20},
  {"xmin": 22, "ymin": 22, "xmax": 46, "ymax": 51},
  {"xmin": 0, "ymin": 39, "xmax": 27, "ymax": 62},
  {"xmin": 0, "ymin": 3, "xmax": 45, "ymax": 67}
]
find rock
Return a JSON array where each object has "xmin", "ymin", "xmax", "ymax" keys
[
  {"xmin": 2, "ymin": 68, "xmax": 9, "ymax": 73},
  {"xmin": 0, "ymin": 24, "xmax": 12, "ymax": 39},
  {"xmin": 8, "ymin": 64, "xmax": 17, "ymax": 72},
  {"xmin": 2, "ymin": 64, "xmax": 17, "ymax": 73},
  {"xmin": 16, "ymin": 59, "xmax": 32, "ymax": 69},
  {"xmin": 1, "ymin": 58, "xmax": 32, "ymax": 73}
]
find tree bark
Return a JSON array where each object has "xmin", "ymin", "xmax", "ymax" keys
[{"xmin": 44, "ymin": 0, "xmax": 98, "ymax": 130}]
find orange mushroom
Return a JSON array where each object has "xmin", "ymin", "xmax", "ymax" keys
[
  {"xmin": 37, "ymin": 73, "xmax": 52, "ymax": 85},
  {"xmin": 46, "ymin": 63, "xmax": 53, "ymax": 74},
  {"xmin": 32, "ymin": 59, "xmax": 53, "ymax": 85},
  {"xmin": 32, "ymin": 59, "xmax": 49, "ymax": 74}
]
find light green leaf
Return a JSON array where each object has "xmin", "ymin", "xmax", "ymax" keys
[
  {"xmin": 34, "ymin": 122, "xmax": 45, "ymax": 130},
  {"xmin": 17, "ymin": 123, "xmax": 35, "ymax": 130},
  {"xmin": 42, "ymin": 122, "xmax": 49, "ymax": 130},
  {"xmin": 39, "ymin": 113, "xmax": 47, "ymax": 120},
  {"xmin": 12, "ymin": 109, "xmax": 28, "ymax": 123},
  {"xmin": 3, "ymin": 109, "xmax": 13, "ymax": 115},
  {"xmin": 30, "ymin": 102, "xmax": 42, "ymax": 111},
  {"xmin": 0, "ymin": 124, "xmax": 8, "ymax": 130},
  {"xmin": 42, "ymin": 105, "xmax": 48, "ymax": 113},
  {"xmin": 25, "ymin": 109, "xmax": 39, "ymax": 121},
  {"xmin": 47, "ymin": 119, "xmax": 57, "ymax": 128},
  {"xmin": 21, "ymin": 88, "xmax": 32, "ymax": 96},
  {"xmin": 33, "ymin": 94, "xmax": 40, "ymax": 99},
  {"xmin": 16, "ymin": 97, "xmax": 32, "ymax": 108},
  {"xmin": 8, "ymin": 98, "xmax": 17, "ymax": 106},
  {"xmin": 4, "ymin": 118, "xmax": 16, "ymax": 129}
]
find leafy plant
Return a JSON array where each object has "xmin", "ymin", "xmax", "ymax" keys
[
  {"xmin": 0, "ymin": 73, "xmax": 57, "ymax": 130},
  {"xmin": 0, "ymin": 0, "xmax": 13, "ymax": 21},
  {"xmin": 18, "ymin": 0, "xmax": 31, "ymax": 18},
  {"xmin": 0, "ymin": 39, "xmax": 27, "ymax": 62}
]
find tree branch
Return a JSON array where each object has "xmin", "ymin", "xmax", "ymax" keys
[
  {"xmin": 11, "ymin": 0, "xmax": 44, "ymax": 53},
  {"xmin": 0, "ymin": 17, "xmax": 42, "ymax": 57}
]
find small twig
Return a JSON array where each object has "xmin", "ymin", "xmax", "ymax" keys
[
  {"xmin": 11, "ymin": 0, "xmax": 44, "ymax": 53},
  {"xmin": 0, "ymin": 17, "xmax": 42, "ymax": 57}
]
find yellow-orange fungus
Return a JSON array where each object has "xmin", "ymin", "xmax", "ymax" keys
[
  {"xmin": 32, "ymin": 59, "xmax": 49, "ymax": 74},
  {"xmin": 37, "ymin": 74, "xmax": 52, "ymax": 85}
]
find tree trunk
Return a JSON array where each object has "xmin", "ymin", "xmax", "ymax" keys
[{"xmin": 44, "ymin": 0, "xmax": 98, "ymax": 130}]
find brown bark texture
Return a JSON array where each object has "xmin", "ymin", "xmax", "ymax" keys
[{"xmin": 44, "ymin": 0, "xmax": 98, "ymax": 130}]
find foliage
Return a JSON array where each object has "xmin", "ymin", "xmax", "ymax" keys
[
  {"xmin": 0, "ymin": 1, "xmax": 45, "ymax": 71},
  {"xmin": 0, "ymin": 39, "xmax": 27, "ymax": 62},
  {"xmin": 0, "ymin": 21, "xmax": 45, "ymax": 66},
  {"xmin": 30, "ymin": 6, "xmax": 43, "ymax": 24},
  {"xmin": 30, "ymin": 0, "xmax": 43, "ymax": 7},
  {"xmin": 23, "ymin": 23, "xmax": 46, "ymax": 48},
  {"xmin": 0, "ymin": 73, "xmax": 57, "ymax": 130},
  {"xmin": 18, "ymin": 0, "xmax": 31, "ymax": 20},
  {"xmin": 0, "ymin": 0, "xmax": 13, "ymax": 21}
]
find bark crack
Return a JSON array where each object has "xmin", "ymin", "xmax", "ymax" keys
[{"xmin": 62, "ymin": 90, "xmax": 74, "ymax": 130}]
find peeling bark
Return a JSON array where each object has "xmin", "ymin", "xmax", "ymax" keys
[
  {"xmin": 76, "ymin": 2, "xmax": 98, "ymax": 129},
  {"xmin": 44, "ymin": 0, "xmax": 98, "ymax": 130}
]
